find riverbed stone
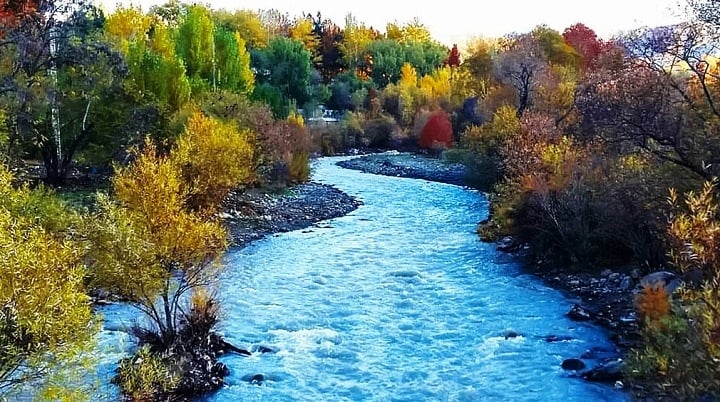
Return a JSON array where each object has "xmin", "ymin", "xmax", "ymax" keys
[
  {"xmin": 561, "ymin": 358, "xmax": 586, "ymax": 371},
  {"xmin": 503, "ymin": 330, "xmax": 520, "ymax": 339}
]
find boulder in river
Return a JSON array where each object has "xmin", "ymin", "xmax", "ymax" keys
[
  {"xmin": 561, "ymin": 358, "xmax": 586, "ymax": 371},
  {"xmin": 503, "ymin": 330, "xmax": 521, "ymax": 339},
  {"xmin": 638, "ymin": 271, "xmax": 675, "ymax": 289}
]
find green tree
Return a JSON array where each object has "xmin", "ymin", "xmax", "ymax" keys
[
  {"xmin": 177, "ymin": 5, "xmax": 214, "ymax": 81},
  {"xmin": 252, "ymin": 37, "xmax": 313, "ymax": 115},
  {"xmin": 1, "ymin": 1, "xmax": 127, "ymax": 184},
  {"xmin": 214, "ymin": 28, "xmax": 255, "ymax": 94}
]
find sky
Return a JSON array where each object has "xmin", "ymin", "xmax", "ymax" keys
[{"xmin": 96, "ymin": 0, "xmax": 687, "ymax": 47}]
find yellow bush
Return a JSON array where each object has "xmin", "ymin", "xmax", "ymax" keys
[
  {"xmin": 288, "ymin": 152, "xmax": 310, "ymax": 183},
  {"xmin": 89, "ymin": 140, "xmax": 227, "ymax": 345},
  {"xmin": 114, "ymin": 345, "xmax": 178, "ymax": 401},
  {"xmin": 0, "ymin": 164, "xmax": 93, "ymax": 393},
  {"xmin": 171, "ymin": 110, "xmax": 255, "ymax": 214}
]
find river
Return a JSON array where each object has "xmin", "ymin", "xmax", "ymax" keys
[{"xmin": 99, "ymin": 155, "xmax": 628, "ymax": 401}]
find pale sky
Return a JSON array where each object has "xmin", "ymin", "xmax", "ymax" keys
[{"xmin": 97, "ymin": 0, "xmax": 687, "ymax": 47}]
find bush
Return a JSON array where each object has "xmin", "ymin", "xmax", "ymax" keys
[
  {"xmin": 361, "ymin": 114, "xmax": 397, "ymax": 149},
  {"xmin": 172, "ymin": 110, "xmax": 255, "ymax": 213},
  {"xmin": 627, "ymin": 182, "xmax": 720, "ymax": 400},
  {"xmin": 418, "ymin": 111, "xmax": 453, "ymax": 150},
  {"xmin": 288, "ymin": 152, "xmax": 310, "ymax": 183},
  {"xmin": 114, "ymin": 345, "xmax": 179, "ymax": 401}
]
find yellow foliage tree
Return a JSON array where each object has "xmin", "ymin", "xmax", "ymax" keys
[
  {"xmin": 398, "ymin": 62, "xmax": 420, "ymax": 125},
  {"xmin": 87, "ymin": 112, "xmax": 253, "ymax": 346},
  {"xmin": 0, "ymin": 165, "xmax": 93, "ymax": 394},
  {"xmin": 171, "ymin": 111, "xmax": 255, "ymax": 214},
  {"xmin": 105, "ymin": 6, "xmax": 152, "ymax": 54},
  {"xmin": 419, "ymin": 66, "xmax": 452, "ymax": 101},
  {"xmin": 289, "ymin": 17, "xmax": 319, "ymax": 54}
]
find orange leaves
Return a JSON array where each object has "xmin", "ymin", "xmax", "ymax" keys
[{"xmin": 636, "ymin": 282, "xmax": 671, "ymax": 323}]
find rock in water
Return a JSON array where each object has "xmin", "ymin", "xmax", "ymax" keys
[{"xmin": 561, "ymin": 358, "xmax": 586, "ymax": 371}]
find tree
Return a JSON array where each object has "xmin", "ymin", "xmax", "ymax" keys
[
  {"xmin": 531, "ymin": 25, "xmax": 580, "ymax": 69},
  {"xmin": 176, "ymin": 4, "xmax": 214, "ymax": 81},
  {"xmin": 445, "ymin": 43, "xmax": 461, "ymax": 68},
  {"xmin": 0, "ymin": 0, "xmax": 38, "ymax": 36},
  {"xmin": 171, "ymin": 110, "xmax": 255, "ymax": 212},
  {"xmin": 214, "ymin": 28, "xmax": 254, "ymax": 94},
  {"xmin": 258, "ymin": 9, "xmax": 290, "ymax": 40},
  {"xmin": 252, "ymin": 37, "xmax": 313, "ymax": 115},
  {"xmin": 104, "ymin": 5, "xmax": 152, "ymax": 54},
  {"xmin": 419, "ymin": 111, "xmax": 453, "ymax": 149},
  {"xmin": 289, "ymin": 16, "xmax": 319, "ymax": 54},
  {"xmin": 311, "ymin": 13, "xmax": 344, "ymax": 82},
  {"xmin": 213, "ymin": 9, "xmax": 268, "ymax": 49},
  {"xmin": 87, "ymin": 112, "xmax": 254, "ymax": 347},
  {"xmin": 577, "ymin": 23, "xmax": 720, "ymax": 181},
  {"xmin": 0, "ymin": 164, "xmax": 92, "ymax": 394},
  {"xmin": 562, "ymin": 23, "xmax": 607, "ymax": 70},
  {"xmin": 339, "ymin": 14, "xmax": 378, "ymax": 71},
  {"xmin": 1, "ymin": 0, "xmax": 127, "ymax": 184},
  {"xmin": 495, "ymin": 34, "xmax": 548, "ymax": 116}
]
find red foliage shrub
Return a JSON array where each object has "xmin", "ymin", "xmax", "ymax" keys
[{"xmin": 418, "ymin": 112, "xmax": 453, "ymax": 149}]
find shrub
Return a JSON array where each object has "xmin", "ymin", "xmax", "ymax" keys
[
  {"xmin": 171, "ymin": 111, "xmax": 255, "ymax": 213},
  {"xmin": 361, "ymin": 114, "xmax": 397, "ymax": 149},
  {"xmin": 114, "ymin": 345, "xmax": 179, "ymax": 401},
  {"xmin": 628, "ymin": 182, "xmax": 720, "ymax": 400},
  {"xmin": 288, "ymin": 152, "xmax": 310, "ymax": 183},
  {"xmin": 636, "ymin": 283, "xmax": 671, "ymax": 322},
  {"xmin": 418, "ymin": 111, "xmax": 453, "ymax": 150},
  {"xmin": 0, "ymin": 165, "xmax": 94, "ymax": 393}
]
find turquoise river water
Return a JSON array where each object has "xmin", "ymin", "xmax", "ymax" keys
[{"xmin": 97, "ymin": 155, "xmax": 629, "ymax": 402}]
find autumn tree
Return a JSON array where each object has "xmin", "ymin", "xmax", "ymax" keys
[
  {"xmin": 577, "ymin": 42, "xmax": 720, "ymax": 181},
  {"xmin": 562, "ymin": 23, "xmax": 608, "ymax": 69},
  {"xmin": 418, "ymin": 111, "xmax": 453, "ymax": 150},
  {"xmin": 308, "ymin": 12, "xmax": 344, "ymax": 82},
  {"xmin": 445, "ymin": 44, "xmax": 461, "ymax": 68},
  {"xmin": 213, "ymin": 9, "xmax": 268, "ymax": 49},
  {"xmin": 289, "ymin": 16, "xmax": 319, "ymax": 54},
  {"xmin": 340, "ymin": 14, "xmax": 378, "ymax": 72},
  {"xmin": 495, "ymin": 34, "xmax": 548, "ymax": 116},
  {"xmin": 87, "ymin": 111, "xmax": 253, "ymax": 347},
  {"xmin": 531, "ymin": 25, "xmax": 580, "ymax": 69}
]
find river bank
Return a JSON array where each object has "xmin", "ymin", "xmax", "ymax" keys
[{"xmin": 220, "ymin": 181, "xmax": 362, "ymax": 248}]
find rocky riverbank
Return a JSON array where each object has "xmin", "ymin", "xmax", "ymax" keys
[
  {"xmin": 221, "ymin": 182, "xmax": 362, "ymax": 247},
  {"xmin": 337, "ymin": 152, "xmax": 467, "ymax": 186}
]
